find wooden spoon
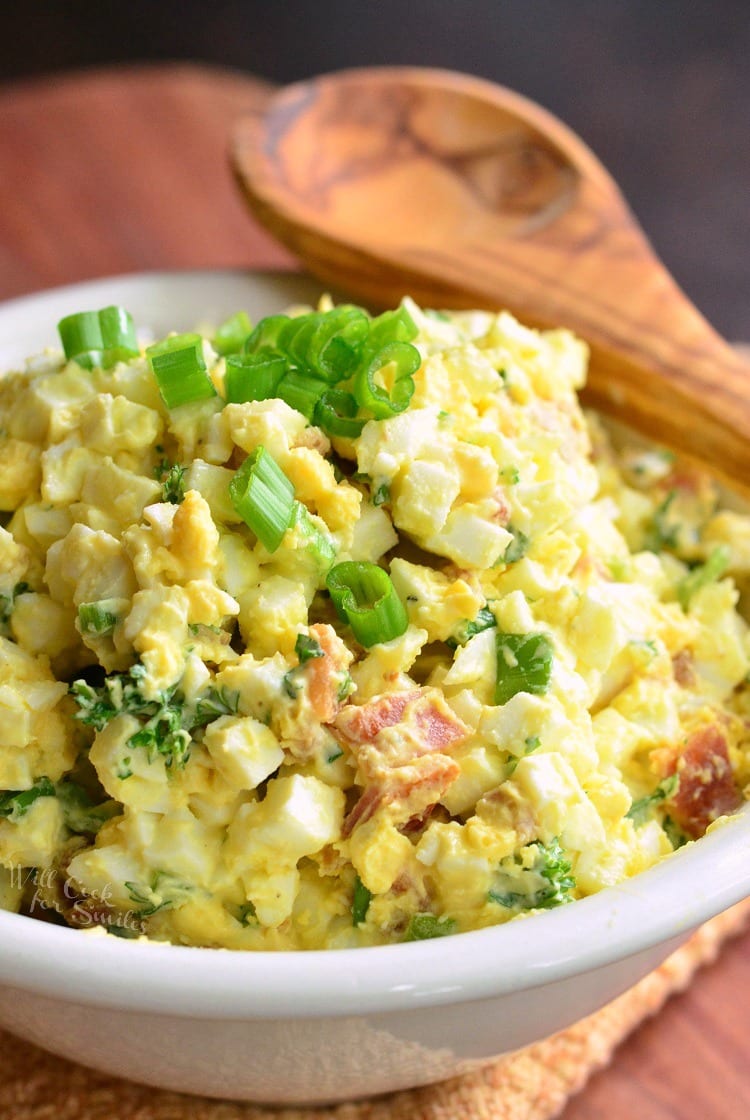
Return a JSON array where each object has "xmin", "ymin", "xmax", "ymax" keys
[{"xmin": 231, "ymin": 66, "xmax": 750, "ymax": 487}]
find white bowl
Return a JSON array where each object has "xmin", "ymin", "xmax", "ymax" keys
[{"xmin": 1, "ymin": 271, "xmax": 749, "ymax": 1105}]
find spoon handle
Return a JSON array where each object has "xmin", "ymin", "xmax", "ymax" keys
[{"xmin": 232, "ymin": 69, "xmax": 750, "ymax": 488}]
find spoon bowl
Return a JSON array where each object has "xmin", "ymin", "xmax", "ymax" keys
[{"xmin": 232, "ymin": 67, "xmax": 750, "ymax": 488}]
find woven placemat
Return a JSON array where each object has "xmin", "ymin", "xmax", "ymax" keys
[{"xmin": 1, "ymin": 899, "xmax": 748, "ymax": 1120}]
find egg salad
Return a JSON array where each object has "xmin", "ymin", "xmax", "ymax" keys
[{"xmin": 1, "ymin": 296, "xmax": 749, "ymax": 950}]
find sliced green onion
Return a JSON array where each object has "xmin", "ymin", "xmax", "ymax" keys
[
  {"xmin": 502, "ymin": 527, "xmax": 530, "ymax": 565},
  {"xmin": 98, "ymin": 305, "xmax": 139, "ymax": 361},
  {"xmin": 495, "ymin": 631, "xmax": 554, "ymax": 706},
  {"xmin": 0, "ymin": 777, "xmax": 55, "ymax": 819},
  {"xmin": 213, "ymin": 311, "xmax": 252, "ymax": 356},
  {"xmin": 353, "ymin": 341, "xmax": 420, "ymax": 419},
  {"xmin": 307, "ymin": 305, "xmax": 369, "ymax": 381},
  {"xmin": 56, "ymin": 780, "xmax": 120, "ymax": 835},
  {"xmin": 244, "ymin": 314, "xmax": 290, "ymax": 355},
  {"xmin": 229, "ymin": 446, "xmax": 295, "ymax": 553},
  {"xmin": 276, "ymin": 370, "xmax": 327, "ymax": 420},
  {"xmin": 146, "ymin": 333, "xmax": 217, "ymax": 409},
  {"xmin": 224, "ymin": 353, "xmax": 286, "ymax": 404},
  {"xmin": 313, "ymin": 389, "xmax": 366, "ymax": 438},
  {"xmin": 366, "ymin": 306, "xmax": 418, "ymax": 353},
  {"xmin": 677, "ymin": 545, "xmax": 730, "ymax": 610},
  {"xmin": 58, "ymin": 305, "xmax": 139, "ymax": 370},
  {"xmin": 326, "ymin": 561, "xmax": 408, "ymax": 647},
  {"xmin": 78, "ymin": 600, "xmax": 120, "ymax": 636},
  {"xmin": 404, "ymin": 913, "xmax": 456, "ymax": 941},
  {"xmin": 58, "ymin": 309, "xmax": 100, "ymax": 358},
  {"xmin": 293, "ymin": 502, "xmax": 337, "ymax": 571},
  {"xmin": 278, "ymin": 313, "xmax": 322, "ymax": 367},
  {"xmin": 372, "ymin": 481, "xmax": 390, "ymax": 507}
]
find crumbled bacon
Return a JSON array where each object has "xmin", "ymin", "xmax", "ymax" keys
[
  {"xmin": 342, "ymin": 755, "xmax": 460, "ymax": 835},
  {"xmin": 333, "ymin": 688, "xmax": 468, "ymax": 835},
  {"xmin": 572, "ymin": 551, "xmax": 609, "ymax": 582},
  {"xmin": 655, "ymin": 724, "xmax": 741, "ymax": 838},
  {"xmin": 671, "ymin": 649, "xmax": 696, "ymax": 688},
  {"xmin": 292, "ymin": 427, "xmax": 331, "ymax": 456},
  {"xmin": 490, "ymin": 487, "xmax": 512, "ymax": 526},
  {"xmin": 662, "ymin": 466, "xmax": 706, "ymax": 497},
  {"xmin": 306, "ymin": 623, "xmax": 351, "ymax": 724},
  {"xmin": 334, "ymin": 690, "xmax": 416, "ymax": 746}
]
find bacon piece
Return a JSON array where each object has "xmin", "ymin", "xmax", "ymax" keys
[
  {"xmin": 572, "ymin": 551, "xmax": 609, "ymax": 582},
  {"xmin": 671, "ymin": 649, "xmax": 696, "ymax": 688},
  {"xmin": 662, "ymin": 466, "xmax": 706, "ymax": 497},
  {"xmin": 343, "ymin": 755, "xmax": 460, "ymax": 836},
  {"xmin": 334, "ymin": 690, "xmax": 416, "ymax": 745},
  {"xmin": 490, "ymin": 487, "xmax": 511, "ymax": 526},
  {"xmin": 343, "ymin": 784, "xmax": 383, "ymax": 835},
  {"xmin": 333, "ymin": 688, "xmax": 468, "ymax": 834},
  {"xmin": 305, "ymin": 623, "xmax": 351, "ymax": 724},
  {"xmin": 656, "ymin": 724, "xmax": 741, "ymax": 839}
]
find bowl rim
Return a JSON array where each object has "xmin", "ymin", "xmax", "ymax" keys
[
  {"xmin": 0, "ymin": 806, "xmax": 748, "ymax": 1018},
  {"xmin": 1, "ymin": 269, "xmax": 749, "ymax": 1021}
]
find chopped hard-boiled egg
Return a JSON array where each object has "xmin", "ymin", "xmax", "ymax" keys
[{"xmin": 1, "ymin": 297, "xmax": 749, "ymax": 951}]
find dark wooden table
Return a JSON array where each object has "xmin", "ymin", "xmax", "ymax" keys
[{"xmin": 1, "ymin": 63, "xmax": 749, "ymax": 1119}]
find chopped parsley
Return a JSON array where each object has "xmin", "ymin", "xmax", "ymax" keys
[
  {"xmin": 236, "ymin": 901, "xmax": 258, "ymax": 927},
  {"xmin": 644, "ymin": 490, "xmax": 680, "ymax": 553},
  {"xmin": 662, "ymin": 814, "xmax": 688, "ymax": 850},
  {"xmin": 630, "ymin": 638, "xmax": 659, "ymax": 658},
  {"xmin": 502, "ymin": 527, "xmax": 530, "ymax": 565},
  {"xmin": 495, "ymin": 631, "xmax": 554, "ymax": 705},
  {"xmin": 447, "ymin": 605, "xmax": 496, "ymax": 649},
  {"xmin": 191, "ymin": 687, "xmax": 239, "ymax": 728},
  {"xmin": 187, "ymin": 622, "xmax": 223, "ymax": 636},
  {"xmin": 337, "ymin": 672, "xmax": 354, "ymax": 702},
  {"xmin": 506, "ymin": 734, "xmax": 541, "ymax": 776},
  {"xmin": 372, "ymin": 481, "xmax": 391, "ymax": 507},
  {"xmin": 116, "ymin": 757, "xmax": 133, "ymax": 781},
  {"xmin": 125, "ymin": 872, "xmax": 193, "ymax": 917},
  {"xmin": 352, "ymin": 875, "xmax": 372, "ymax": 926},
  {"xmin": 282, "ymin": 672, "xmax": 302, "ymax": 700},
  {"xmin": 677, "ymin": 545, "xmax": 730, "ymax": 611},
  {"xmin": 284, "ymin": 633, "xmax": 326, "ymax": 699},
  {"xmin": 0, "ymin": 777, "xmax": 55, "ymax": 820},
  {"xmin": 0, "ymin": 581, "xmax": 30, "ymax": 637},
  {"xmin": 155, "ymin": 460, "xmax": 186, "ymax": 505},
  {"xmin": 489, "ymin": 838, "xmax": 575, "ymax": 910},
  {"xmin": 295, "ymin": 633, "xmax": 324, "ymax": 664},
  {"xmin": 70, "ymin": 665, "xmax": 239, "ymax": 770},
  {"xmin": 627, "ymin": 774, "xmax": 679, "ymax": 827}
]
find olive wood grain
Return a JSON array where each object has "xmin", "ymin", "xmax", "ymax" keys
[{"xmin": 232, "ymin": 67, "xmax": 750, "ymax": 489}]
